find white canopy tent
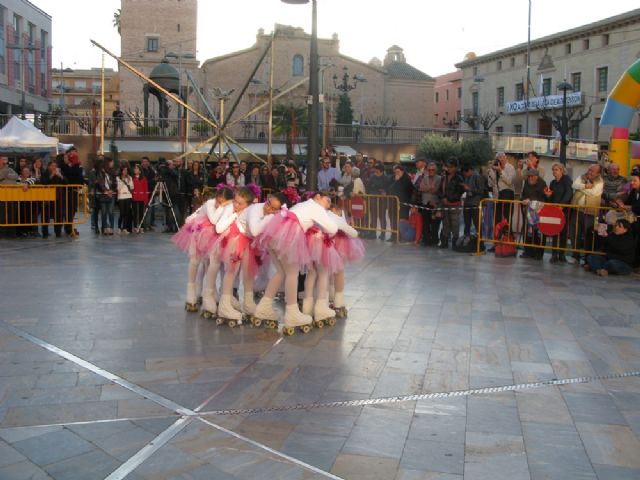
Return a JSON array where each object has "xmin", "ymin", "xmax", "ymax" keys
[{"xmin": 0, "ymin": 116, "xmax": 60, "ymax": 154}]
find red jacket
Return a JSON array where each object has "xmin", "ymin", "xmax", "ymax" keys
[{"xmin": 132, "ymin": 176, "xmax": 149, "ymax": 205}]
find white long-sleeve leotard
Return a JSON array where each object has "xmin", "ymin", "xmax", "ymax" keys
[
  {"xmin": 289, "ymin": 199, "xmax": 338, "ymax": 235},
  {"xmin": 245, "ymin": 202, "xmax": 275, "ymax": 238},
  {"xmin": 214, "ymin": 203, "xmax": 237, "ymax": 234},
  {"xmin": 327, "ymin": 210, "xmax": 358, "ymax": 238}
]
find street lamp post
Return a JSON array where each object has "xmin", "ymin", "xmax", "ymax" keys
[
  {"xmin": 281, "ymin": 0, "xmax": 319, "ymax": 191},
  {"xmin": 557, "ymin": 80, "xmax": 573, "ymax": 166},
  {"xmin": 165, "ymin": 51, "xmax": 195, "ymax": 153}
]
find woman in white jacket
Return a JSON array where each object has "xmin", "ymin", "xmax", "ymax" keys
[{"xmin": 116, "ymin": 166, "xmax": 134, "ymax": 234}]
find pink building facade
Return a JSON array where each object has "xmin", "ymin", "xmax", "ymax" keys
[{"xmin": 433, "ymin": 70, "xmax": 462, "ymax": 129}]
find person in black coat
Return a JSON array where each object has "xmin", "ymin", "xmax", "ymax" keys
[
  {"xmin": 365, "ymin": 164, "xmax": 391, "ymax": 239},
  {"xmin": 521, "ymin": 169, "xmax": 547, "ymax": 259},
  {"xmin": 389, "ymin": 164, "xmax": 413, "ymax": 218},
  {"xmin": 41, "ymin": 160, "xmax": 68, "ymax": 238},
  {"xmin": 586, "ymin": 219, "xmax": 635, "ymax": 276},
  {"xmin": 438, "ymin": 158, "xmax": 465, "ymax": 248},
  {"xmin": 544, "ymin": 162, "xmax": 573, "ymax": 263}
]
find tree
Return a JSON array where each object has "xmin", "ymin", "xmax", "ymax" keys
[
  {"xmin": 272, "ymin": 103, "xmax": 308, "ymax": 159},
  {"xmin": 459, "ymin": 136, "xmax": 494, "ymax": 168},
  {"xmin": 539, "ymin": 103, "xmax": 593, "ymax": 141},
  {"xmin": 335, "ymin": 93, "xmax": 353, "ymax": 125},
  {"xmin": 418, "ymin": 134, "xmax": 460, "ymax": 165},
  {"xmin": 113, "ymin": 9, "xmax": 121, "ymax": 35},
  {"xmin": 462, "ymin": 111, "xmax": 502, "ymax": 133}
]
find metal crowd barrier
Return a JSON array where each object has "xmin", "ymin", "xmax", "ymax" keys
[
  {"xmin": 475, "ymin": 198, "xmax": 616, "ymax": 257},
  {"xmin": 0, "ymin": 185, "xmax": 89, "ymax": 237},
  {"xmin": 341, "ymin": 194, "xmax": 400, "ymax": 241}
]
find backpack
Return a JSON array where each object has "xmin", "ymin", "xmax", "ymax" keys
[{"xmin": 493, "ymin": 219, "xmax": 516, "ymax": 257}]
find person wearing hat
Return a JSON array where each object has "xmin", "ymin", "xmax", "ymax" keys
[{"xmin": 520, "ymin": 168, "xmax": 547, "ymax": 259}]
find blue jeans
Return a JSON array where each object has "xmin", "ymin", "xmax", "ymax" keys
[
  {"xmin": 586, "ymin": 255, "xmax": 632, "ymax": 275},
  {"xmin": 399, "ymin": 222, "xmax": 416, "ymax": 242},
  {"xmin": 99, "ymin": 197, "xmax": 114, "ymax": 231}
]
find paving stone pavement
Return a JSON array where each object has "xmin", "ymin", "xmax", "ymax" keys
[{"xmin": 1, "ymin": 225, "xmax": 640, "ymax": 479}]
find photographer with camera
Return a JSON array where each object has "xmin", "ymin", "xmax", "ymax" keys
[
  {"xmin": 157, "ymin": 158, "xmax": 185, "ymax": 233},
  {"xmin": 488, "ymin": 151, "xmax": 516, "ymax": 225}
]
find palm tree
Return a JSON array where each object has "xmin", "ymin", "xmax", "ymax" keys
[
  {"xmin": 113, "ymin": 9, "xmax": 121, "ymax": 35},
  {"xmin": 272, "ymin": 103, "xmax": 308, "ymax": 159}
]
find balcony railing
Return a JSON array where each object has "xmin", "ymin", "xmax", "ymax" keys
[{"xmin": 0, "ymin": 114, "xmax": 599, "ymax": 160}]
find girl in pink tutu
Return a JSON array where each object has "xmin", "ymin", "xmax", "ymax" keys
[
  {"xmin": 329, "ymin": 205, "xmax": 365, "ymax": 318},
  {"xmin": 199, "ymin": 187, "xmax": 234, "ymax": 318},
  {"xmin": 213, "ymin": 187, "xmax": 256, "ymax": 326},
  {"xmin": 300, "ymin": 203, "xmax": 361, "ymax": 326},
  {"xmin": 241, "ymin": 191, "xmax": 288, "ymax": 326},
  {"xmin": 173, "ymin": 188, "xmax": 219, "ymax": 312},
  {"xmin": 256, "ymin": 192, "xmax": 337, "ymax": 334}
]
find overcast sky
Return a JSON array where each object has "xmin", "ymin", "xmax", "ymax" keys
[{"xmin": 32, "ymin": 0, "xmax": 640, "ymax": 76}]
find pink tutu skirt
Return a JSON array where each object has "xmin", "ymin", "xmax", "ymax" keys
[
  {"xmin": 216, "ymin": 224, "xmax": 251, "ymax": 269},
  {"xmin": 194, "ymin": 220, "xmax": 219, "ymax": 259},
  {"xmin": 334, "ymin": 232, "xmax": 366, "ymax": 264},
  {"xmin": 255, "ymin": 211, "xmax": 312, "ymax": 266},
  {"xmin": 306, "ymin": 227, "xmax": 344, "ymax": 274},
  {"xmin": 172, "ymin": 214, "xmax": 208, "ymax": 257}
]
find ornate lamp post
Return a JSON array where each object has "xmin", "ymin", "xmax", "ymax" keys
[
  {"xmin": 557, "ymin": 80, "xmax": 573, "ymax": 166},
  {"xmin": 281, "ymin": 0, "xmax": 319, "ymax": 191},
  {"xmin": 333, "ymin": 66, "xmax": 359, "ymax": 93}
]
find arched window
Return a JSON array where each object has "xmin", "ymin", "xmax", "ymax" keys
[{"xmin": 292, "ymin": 54, "xmax": 304, "ymax": 77}]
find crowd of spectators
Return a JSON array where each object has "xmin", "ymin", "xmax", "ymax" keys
[
  {"xmin": 0, "ymin": 150, "xmax": 83, "ymax": 238},
  {"xmin": 2, "ymin": 146, "xmax": 640, "ymax": 278}
]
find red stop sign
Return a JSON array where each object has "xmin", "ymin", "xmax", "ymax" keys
[
  {"xmin": 537, "ymin": 205, "xmax": 566, "ymax": 236},
  {"xmin": 351, "ymin": 195, "xmax": 365, "ymax": 220}
]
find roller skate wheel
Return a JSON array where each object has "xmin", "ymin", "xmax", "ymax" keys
[
  {"xmin": 300, "ymin": 324, "xmax": 312, "ymax": 334},
  {"xmin": 314, "ymin": 320, "xmax": 324, "ymax": 329},
  {"xmin": 215, "ymin": 317, "xmax": 224, "ymax": 325},
  {"xmin": 252, "ymin": 318, "xmax": 262, "ymax": 328},
  {"xmin": 228, "ymin": 320, "xmax": 237, "ymax": 328},
  {"xmin": 200, "ymin": 310, "xmax": 210, "ymax": 319},
  {"xmin": 327, "ymin": 317, "xmax": 336, "ymax": 326},
  {"xmin": 284, "ymin": 327, "xmax": 295, "ymax": 336},
  {"xmin": 267, "ymin": 320, "xmax": 278, "ymax": 329}
]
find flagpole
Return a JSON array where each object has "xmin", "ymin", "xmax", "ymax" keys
[{"xmin": 525, "ymin": 0, "xmax": 532, "ymax": 135}]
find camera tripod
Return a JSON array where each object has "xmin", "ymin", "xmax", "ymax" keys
[{"xmin": 138, "ymin": 181, "xmax": 179, "ymax": 231}]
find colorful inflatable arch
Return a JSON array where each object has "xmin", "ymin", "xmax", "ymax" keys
[{"xmin": 600, "ymin": 58, "xmax": 640, "ymax": 176}]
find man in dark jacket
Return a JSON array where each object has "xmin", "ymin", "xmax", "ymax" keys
[
  {"xmin": 461, "ymin": 164, "xmax": 487, "ymax": 237},
  {"xmin": 365, "ymin": 164, "xmax": 390, "ymax": 239},
  {"xmin": 439, "ymin": 158, "xmax": 465, "ymax": 248},
  {"xmin": 586, "ymin": 219, "xmax": 635, "ymax": 276},
  {"xmin": 160, "ymin": 159, "xmax": 181, "ymax": 232}
]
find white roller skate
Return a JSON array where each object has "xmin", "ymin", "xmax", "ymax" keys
[
  {"xmin": 231, "ymin": 295, "xmax": 241, "ymax": 311},
  {"xmin": 333, "ymin": 292, "xmax": 348, "ymax": 319},
  {"xmin": 216, "ymin": 294, "xmax": 243, "ymax": 328},
  {"xmin": 254, "ymin": 297, "xmax": 280, "ymax": 329},
  {"xmin": 313, "ymin": 299, "xmax": 336, "ymax": 328},
  {"xmin": 302, "ymin": 297, "xmax": 314, "ymax": 316},
  {"xmin": 243, "ymin": 292, "xmax": 259, "ymax": 327},
  {"xmin": 283, "ymin": 304, "xmax": 313, "ymax": 336},
  {"xmin": 200, "ymin": 288, "xmax": 217, "ymax": 319},
  {"xmin": 185, "ymin": 282, "xmax": 199, "ymax": 312}
]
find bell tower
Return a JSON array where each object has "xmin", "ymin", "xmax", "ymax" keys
[{"xmin": 119, "ymin": 0, "xmax": 198, "ymax": 113}]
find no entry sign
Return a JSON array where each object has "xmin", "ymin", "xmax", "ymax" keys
[
  {"xmin": 537, "ymin": 205, "xmax": 566, "ymax": 236},
  {"xmin": 351, "ymin": 195, "xmax": 365, "ymax": 220}
]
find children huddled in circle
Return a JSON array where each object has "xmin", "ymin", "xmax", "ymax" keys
[{"xmin": 173, "ymin": 181, "xmax": 365, "ymax": 335}]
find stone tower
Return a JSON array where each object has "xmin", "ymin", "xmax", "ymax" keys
[{"xmin": 119, "ymin": 0, "xmax": 199, "ymax": 115}]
